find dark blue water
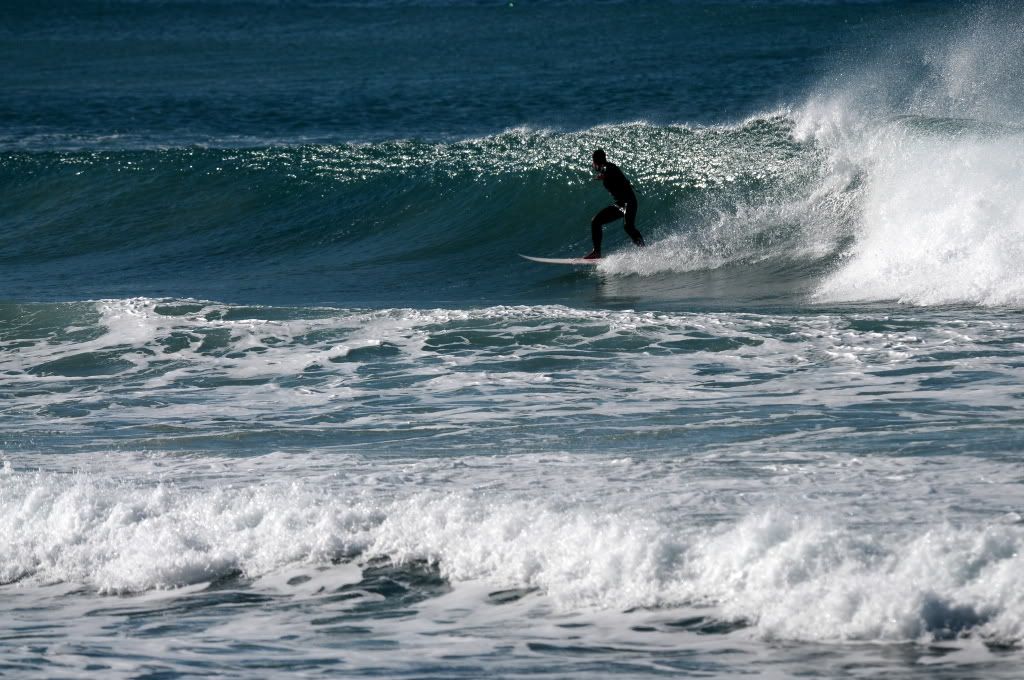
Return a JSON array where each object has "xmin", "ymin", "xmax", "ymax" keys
[
  {"xmin": 3, "ymin": 2, "xmax": 1024, "ymax": 678},
  {"xmin": 1, "ymin": 1, "xmax": 906, "ymax": 144},
  {"xmin": 1, "ymin": 0, "xmax": 946, "ymax": 307}
]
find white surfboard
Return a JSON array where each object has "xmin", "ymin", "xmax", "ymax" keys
[{"xmin": 520, "ymin": 254, "xmax": 600, "ymax": 266}]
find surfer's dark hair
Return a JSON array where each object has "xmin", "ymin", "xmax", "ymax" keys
[{"xmin": 592, "ymin": 148, "xmax": 606, "ymax": 164}]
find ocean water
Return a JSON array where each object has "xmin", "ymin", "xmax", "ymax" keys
[{"xmin": 3, "ymin": 0, "xmax": 1024, "ymax": 677}]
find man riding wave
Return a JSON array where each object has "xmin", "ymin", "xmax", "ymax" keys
[{"xmin": 585, "ymin": 148, "xmax": 645, "ymax": 259}]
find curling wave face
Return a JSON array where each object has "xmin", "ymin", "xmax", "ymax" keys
[
  {"xmin": 0, "ymin": 117, "xmax": 831, "ymax": 308},
  {"xmin": 7, "ymin": 99, "xmax": 1024, "ymax": 308}
]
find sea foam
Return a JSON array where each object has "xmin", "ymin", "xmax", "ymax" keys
[
  {"xmin": 798, "ymin": 8, "xmax": 1024, "ymax": 306},
  {"xmin": 3, "ymin": 462, "xmax": 1022, "ymax": 645}
]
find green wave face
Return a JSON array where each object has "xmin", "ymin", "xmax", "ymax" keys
[{"xmin": 0, "ymin": 117, "xmax": 847, "ymax": 304}]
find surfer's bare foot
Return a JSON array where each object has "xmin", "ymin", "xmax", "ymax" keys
[{"xmin": 583, "ymin": 250, "xmax": 600, "ymax": 259}]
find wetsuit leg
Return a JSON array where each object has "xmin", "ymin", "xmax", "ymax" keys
[
  {"xmin": 623, "ymin": 200, "xmax": 644, "ymax": 247},
  {"xmin": 591, "ymin": 205, "xmax": 624, "ymax": 256}
]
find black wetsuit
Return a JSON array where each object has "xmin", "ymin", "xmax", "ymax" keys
[{"xmin": 592, "ymin": 162, "xmax": 645, "ymax": 255}]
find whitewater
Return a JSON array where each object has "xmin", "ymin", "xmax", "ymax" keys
[{"xmin": 3, "ymin": 1, "xmax": 1024, "ymax": 678}]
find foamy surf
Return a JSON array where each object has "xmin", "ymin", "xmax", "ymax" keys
[
  {"xmin": 5, "ymin": 298, "xmax": 1024, "ymax": 460},
  {"xmin": 3, "ymin": 452, "xmax": 1023, "ymax": 645},
  {"xmin": 791, "ymin": 7, "xmax": 1024, "ymax": 307}
]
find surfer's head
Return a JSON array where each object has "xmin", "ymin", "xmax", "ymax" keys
[{"xmin": 592, "ymin": 148, "xmax": 606, "ymax": 168}]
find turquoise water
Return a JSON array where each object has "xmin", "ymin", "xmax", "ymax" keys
[{"xmin": 3, "ymin": 1, "xmax": 1024, "ymax": 677}]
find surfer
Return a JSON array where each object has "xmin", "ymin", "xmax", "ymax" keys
[{"xmin": 585, "ymin": 148, "xmax": 645, "ymax": 259}]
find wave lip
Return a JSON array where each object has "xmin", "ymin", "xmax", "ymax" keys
[
  {"xmin": 811, "ymin": 120, "xmax": 1024, "ymax": 306},
  {"xmin": 795, "ymin": 6, "xmax": 1024, "ymax": 307}
]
